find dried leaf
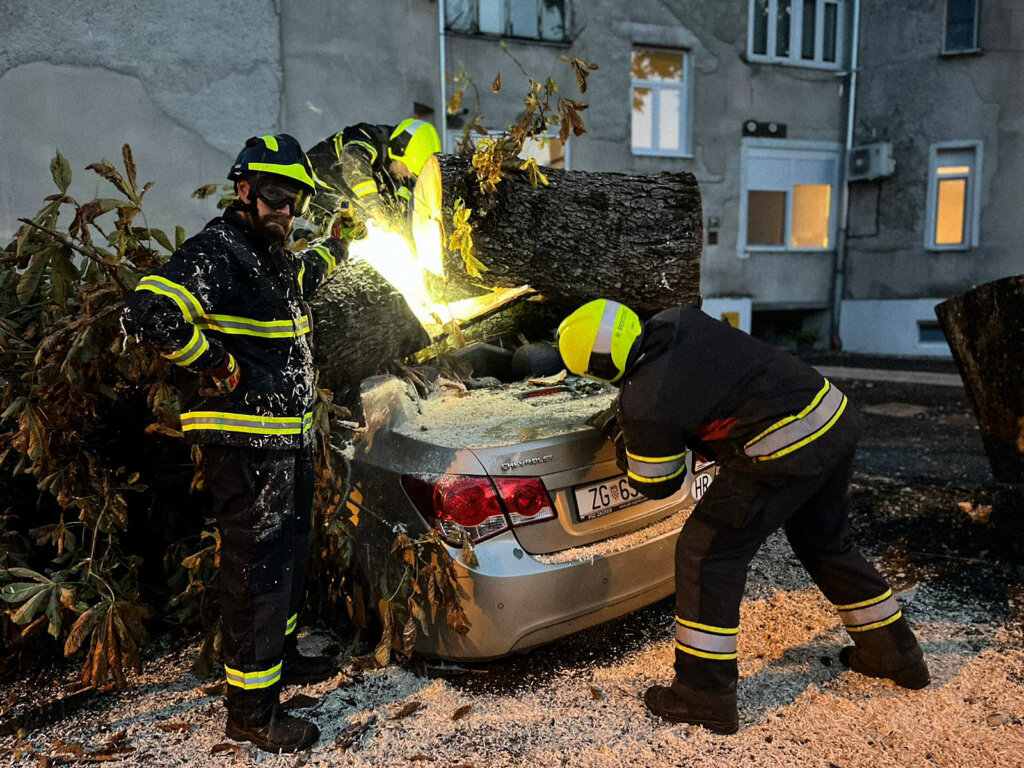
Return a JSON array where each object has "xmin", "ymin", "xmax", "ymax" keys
[
  {"xmin": 390, "ymin": 701, "xmax": 422, "ymax": 720},
  {"xmin": 492, "ymin": 73, "xmax": 501, "ymax": 93},
  {"xmin": 86, "ymin": 162, "xmax": 133, "ymax": 199},
  {"xmin": 210, "ymin": 743, "xmax": 243, "ymax": 756},
  {"xmin": 155, "ymin": 722, "xmax": 190, "ymax": 733},
  {"xmin": 451, "ymin": 704, "xmax": 472, "ymax": 721},
  {"xmin": 333, "ymin": 715, "xmax": 376, "ymax": 751},
  {"xmin": 281, "ymin": 693, "xmax": 319, "ymax": 710},
  {"xmin": 589, "ymin": 685, "xmax": 604, "ymax": 701},
  {"xmin": 121, "ymin": 145, "xmax": 137, "ymax": 192}
]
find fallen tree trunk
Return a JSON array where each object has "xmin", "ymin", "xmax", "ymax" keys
[
  {"xmin": 935, "ymin": 274, "xmax": 1024, "ymax": 484},
  {"xmin": 413, "ymin": 155, "xmax": 704, "ymax": 315}
]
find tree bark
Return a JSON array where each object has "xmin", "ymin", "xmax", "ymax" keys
[
  {"xmin": 311, "ymin": 260, "xmax": 430, "ymax": 396},
  {"xmin": 414, "ymin": 155, "xmax": 704, "ymax": 315},
  {"xmin": 935, "ymin": 274, "xmax": 1024, "ymax": 484}
]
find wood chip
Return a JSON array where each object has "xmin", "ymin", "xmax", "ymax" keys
[
  {"xmin": 210, "ymin": 743, "xmax": 243, "ymax": 756},
  {"xmin": 334, "ymin": 715, "xmax": 377, "ymax": 751},
  {"xmin": 589, "ymin": 685, "xmax": 605, "ymax": 701},
  {"xmin": 451, "ymin": 704, "xmax": 472, "ymax": 721},
  {"xmin": 986, "ymin": 712, "xmax": 1010, "ymax": 727}
]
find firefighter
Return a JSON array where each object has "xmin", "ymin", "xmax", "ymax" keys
[
  {"xmin": 557, "ymin": 299, "xmax": 929, "ymax": 734},
  {"xmin": 306, "ymin": 118, "xmax": 441, "ymax": 234},
  {"xmin": 122, "ymin": 134, "xmax": 351, "ymax": 753}
]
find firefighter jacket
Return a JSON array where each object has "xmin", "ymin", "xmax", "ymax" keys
[
  {"xmin": 122, "ymin": 208, "xmax": 346, "ymax": 450},
  {"xmin": 617, "ymin": 307, "xmax": 859, "ymax": 499},
  {"xmin": 306, "ymin": 123, "xmax": 411, "ymax": 227}
]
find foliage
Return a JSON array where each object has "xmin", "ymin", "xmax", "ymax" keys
[
  {"xmin": 0, "ymin": 147, "xmax": 472, "ymax": 686},
  {"xmin": 444, "ymin": 50, "xmax": 597, "ymax": 275},
  {"xmin": 0, "ymin": 146, "xmax": 185, "ymax": 687}
]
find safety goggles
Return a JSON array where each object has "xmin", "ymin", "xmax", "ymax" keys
[{"xmin": 252, "ymin": 176, "xmax": 311, "ymax": 217}]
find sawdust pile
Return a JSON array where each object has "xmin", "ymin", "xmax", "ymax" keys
[{"xmin": 6, "ymin": 530, "xmax": 1021, "ymax": 767}]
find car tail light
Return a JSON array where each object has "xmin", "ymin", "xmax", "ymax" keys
[
  {"xmin": 492, "ymin": 476, "xmax": 556, "ymax": 527},
  {"xmin": 401, "ymin": 474, "xmax": 509, "ymax": 545}
]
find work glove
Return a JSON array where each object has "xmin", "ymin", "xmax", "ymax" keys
[
  {"xmin": 587, "ymin": 406, "xmax": 629, "ymax": 473},
  {"xmin": 330, "ymin": 200, "xmax": 367, "ymax": 242},
  {"xmin": 198, "ymin": 352, "xmax": 241, "ymax": 397}
]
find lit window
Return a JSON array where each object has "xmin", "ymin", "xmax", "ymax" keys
[
  {"xmin": 748, "ymin": 0, "xmax": 844, "ymax": 69},
  {"xmin": 631, "ymin": 46, "xmax": 692, "ymax": 157},
  {"xmin": 944, "ymin": 0, "xmax": 980, "ymax": 53},
  {"xmin": 925, "ymin": 144, "xmax": 981, "ymax": 251},
  {"xmin": 446, "ymin": 0, "xmax": 570, "ymax": 42},
  {"xmin": 740, "ymin": 142, "xmax": 840, "ymax": 254}
]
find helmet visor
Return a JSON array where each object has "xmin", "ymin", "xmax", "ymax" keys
[{"xmin": 253, "ymin": 176, "xmax": 310, "ymax": 217}]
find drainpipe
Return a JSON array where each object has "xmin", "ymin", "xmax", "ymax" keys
[
  {"xmin": 830, "ymin": 0, "xmax": 861, "ymax": 348},
  {"xmin": 438, "ymin": 0, "xmax": 448, "ymax": 150}
]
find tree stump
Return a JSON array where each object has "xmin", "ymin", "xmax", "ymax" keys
[{"xmin": 935, "ymin": 273, "xmax": 1024, "ymax": 484}]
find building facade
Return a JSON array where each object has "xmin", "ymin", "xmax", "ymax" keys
[{"xmin": 1, "ymin": 1, "xmax": 1019, "ymax": 356}]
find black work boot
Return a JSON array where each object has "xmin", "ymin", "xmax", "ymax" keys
[
  {"xmin": 644, "ymin": 679, "xmax": 739, "ymax": 734},
  {"xmin": 839, "ymin": 645, "xmax": 930, "ymax": 689},
  {"xmin": 282, "ymin": 636, "xmax": 336, "ymax": 686},
  {"xmin": 839, "ymin": 616, "xmax": 930, "ymax": 689},
  {"xmin": 225, "ymin": 705, "xmax": 319, "ymax": 753}
]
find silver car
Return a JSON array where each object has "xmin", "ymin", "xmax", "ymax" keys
[{"xmin": 346, "ymin": 372, "xmax": 717, "ymax": 661}]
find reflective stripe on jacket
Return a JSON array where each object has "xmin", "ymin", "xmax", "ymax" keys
[
  {"xmin": 617, "ymin": 307, "xmax": 858, "ymax": 498},
  {"xmin": 122, "ymin": 209, "xmax": 345, "ymax": 449}
]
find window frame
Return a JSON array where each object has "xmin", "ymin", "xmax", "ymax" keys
[
  {"xmin": 747, "ymin": 0, "xmax": 846, "ymax": 70},
  {"xmin": 924, "ymin": 141, "xmax": 982, "ymax": 252},
  {"xmin": 942, "ymin": 0, "xmax": 981, "ymax": 55},
  {"xmin": 738, "ymin": 139, "xmax": 842, "ymax": 257},
  {"xmin": 449, "ymin": 0, "xmax": 572, "ymax": 42},
  {"xmin": 630, "ymin": 45, "xmax": 694, "ymax": 159}
]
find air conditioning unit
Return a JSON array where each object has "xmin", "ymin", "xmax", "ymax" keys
[{"xmin": 847, "ymin": 142, "xmax": 895, "ymax": 181}]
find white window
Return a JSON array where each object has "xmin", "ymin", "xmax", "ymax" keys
[
  {"xmin": 748, "ymin": 0, "xmax": 844, "ymax": 69},
  {"xmin": 446, "ymin": 0, "xmax": 570, "ymax": 41},
  {"xmin": 631, "ymin": 46, "xmax": 692, "ymax": 157},
  {"xmin": 925, "ymin": 142, "xmax": 981, "ymax": 251},
  {"xmin": 740, "ymin": 141, "xmax": 841, "ymax": 255},
  {"xmin": 944, "ymin": 0, "xmax": 980, "ymax": 53}
]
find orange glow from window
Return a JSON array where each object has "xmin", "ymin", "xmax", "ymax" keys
[
  {"xmin": 935, "ymin": 178, "xmax": 966, "ymax": 245},
  {"xmin": 791, "ymin": 184, "xmax": 832, "ymax": 249}
]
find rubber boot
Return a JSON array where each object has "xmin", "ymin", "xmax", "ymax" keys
[
  {"xmin": 282, "ymin": 634, "xmax": 336, "ymax": 686},
  {"xmin": 644, "ymin": 678, "xmax": 739, "ymax": 734},
  {"xmin": 225, "ymin": 704, "xmax": 319, "ymax": 753},
  {"xmin": 840, "ymin": 616, "xmax": 930, "ymax": 689}
]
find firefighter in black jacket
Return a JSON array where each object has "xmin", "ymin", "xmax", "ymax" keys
[
  {"xmin": 558, "ymin": 299, "xmax": 929, "ymax": 734},
  {"xmin": 122, "ymin": 134, "xmax": 348, "ymax": 753},
  {"xmin": 306, "ymin": 118, "xmax": 441, "ymax": 234}
]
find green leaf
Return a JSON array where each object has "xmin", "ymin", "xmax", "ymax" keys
[
  {"xmin": 46, "ymin": 587, "xmax": 63, "ymax": 638},
  {"xmin": 50, "ymin": 247, "xmax": 79, "ymax": 308},
  {"xmin": 147, "ymin": 228, "xmax": 174, "ymax": 252},
  {"xmin": 1, "ymin": 580, "xmax": 49, "ymax": 604},
  {"xmin": 51, "ymin": 151, "xmax": 72, "ymax": 194},
  {"xmin": 175, "ymin": 226, "xmax": 186, "ymax": 249},
  {"xmin": 17, "ymin": 248, "xmax": 52, "ymax": 305},
  {"xmin": 9, "ymin": 582, "xmax": 52, "ymax": 625}
]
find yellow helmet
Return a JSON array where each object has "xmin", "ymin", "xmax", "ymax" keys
[
  {"xmin": 388, "ymin": 119, "xmax": 442, "ymax": 177},
  {"xmin": 557, "ymin": 299, "xmax": 643, "ymax": 383}
]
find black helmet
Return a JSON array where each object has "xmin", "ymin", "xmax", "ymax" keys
[{"xmin": 228, "ymin": 134, "xmax": 316, "ymax": 193}]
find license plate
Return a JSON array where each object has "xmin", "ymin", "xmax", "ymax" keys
[{"xmin": 573, "ymin": 475, "xmax": 647, "ymax": 521}]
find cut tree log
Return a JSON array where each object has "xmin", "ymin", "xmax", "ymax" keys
[
  {"xmin": 310, "ymin": 153, "xmax": 704, "ymax": 394},
  {"xmin": 412, "ymin": 154, "xmax": 704, "ymax": 315},
  {"xmin": 935, "ymin": 273, "xmax": 1024, "ymax": 484}
]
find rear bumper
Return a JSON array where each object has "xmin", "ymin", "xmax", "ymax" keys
[{"xmin": 416, "ymin": 518, "xmax": 682, "ymax": 661}]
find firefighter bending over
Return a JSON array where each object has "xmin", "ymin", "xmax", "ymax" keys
[
  {"xmin": 306, "ymin": 118, "xmax": 441, "ymax": 235},
  {"xmin": 558, "ymin": 300, "xmax": 929, "ymax": 734},
  {"xmin": 122, "ymin": 135, "xmax": 352, "ymax": 753}
]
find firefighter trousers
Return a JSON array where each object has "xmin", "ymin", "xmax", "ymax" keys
[
  {"xmin": 672, "ymin": 447, "xmax": 921, "ymax": 697},
  {"xmin": 202, "ymin": 445, "xmax": 315, "ymax": 725}
]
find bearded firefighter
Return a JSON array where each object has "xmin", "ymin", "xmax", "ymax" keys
[{"xmin": 122, "ymin": 134, "xmax": 352, "ymax": 753}]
